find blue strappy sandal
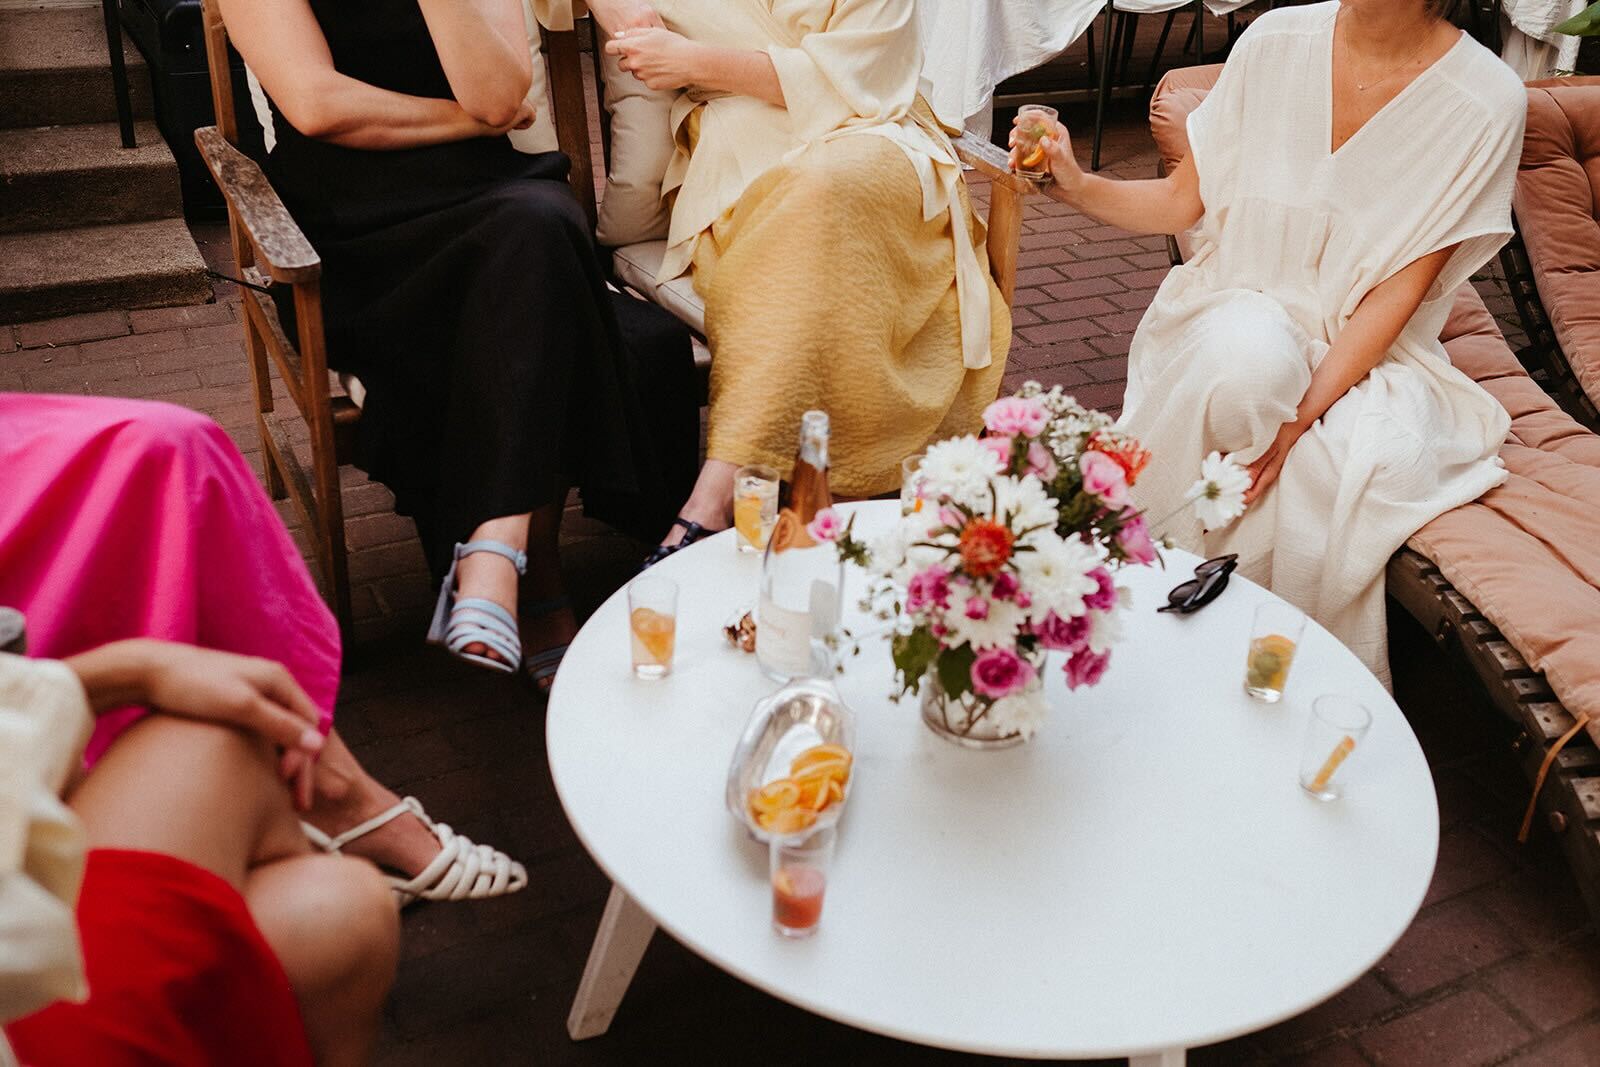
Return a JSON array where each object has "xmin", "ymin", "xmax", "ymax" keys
[{"xmin": 427, "ymin": 540, "xmax": 527, "ymax": 674}]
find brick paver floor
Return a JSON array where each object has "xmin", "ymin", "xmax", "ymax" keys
[{"xmin": 3, "ymin": 45, "xmax": 1593, "ymax": 1067}]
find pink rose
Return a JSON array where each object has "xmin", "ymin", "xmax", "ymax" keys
[
  {"xmin": 938, "ymin": 506, "xmax": 963, "ymax": 530},
  {"xmin": 979, "ymin": 435, "xmax": 1015, "ymax": 473},
  {"xmin": 807, "ymin": 507, "xmax": 841, "ymax": 543},
  {"xmin": 1064, "ymin": 647, "xmax": 1112, "ymax": 690},
  {"xmin": 907, "ymin": 564, "xmax": 952, "ymax": 613},
  {"xmin": 982, "ymin": 396, "xmax": 1050, "ymax": 439},
  {"xmin": 971, "ymin": 646, "xmax": 1038, "ymax": 700},
  {"xmin": 1033, "ymin": 610, "xmax": 1090, "ymax": 652},
  {"xmin": 1080, "ymin": 451, "xmax": 1129, "ymax": 508},
  {"xmin": 1084, "ymin": 567, "xmax": 1116, "ymax": 612},
  {"xmin": 964, "ymin": 596, "xmax": 990, "ymax": 620},
  {"xmin": 1026, "ymin": 441, "xmax": 1058, "ymax": 482},
  {"xmin": 990, "ymin": 570, "xmax": 1020, "ymax": 601},
  {"xmin": 1114, "ymin": 513, "xmax": 1157, "ymax": 565}
]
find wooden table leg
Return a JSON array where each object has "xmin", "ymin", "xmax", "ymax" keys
[
  {"xmin": 567, "ymin": 883, "xmax": 657, "ymax": 1040},
  {"xmin": 1130, "ymin": 1050, "xmax": 1186, "ymax": 1067}
]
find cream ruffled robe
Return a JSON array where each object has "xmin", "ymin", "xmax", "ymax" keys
[
  {"xmin": 1121, "ymin": 3, "xmax": 1527, "ymax": 683},
  {"xmin": 649, "ymin": 0, "xmax": 994, "ymax": 373}
]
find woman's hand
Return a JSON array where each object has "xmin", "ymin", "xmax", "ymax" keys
[
  {"xmin": 1010, "ymin": 115, "xmax": 1086, "ymax": 198},
  {"xmin": 587, "ymin": 0, "xmax": 664, "ymax": 36},
  {"xmin": 1244, "ymin": 422, "xmax": 1307, "ymax": 505},
  {"xmin": 604, "ymin": 27, "xmax": 704, "ymax": 91}
]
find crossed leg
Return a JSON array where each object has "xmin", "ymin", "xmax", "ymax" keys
[{"xmin": 68, "ymin": 715, "xmax": 400, "ymax": 1067}]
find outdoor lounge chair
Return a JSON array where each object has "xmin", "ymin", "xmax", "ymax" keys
[
  {"xmin": 193, "ymin": 10, "xmax": 1034, "ymax": 632},
  {"xmin": 1500, "ymin": 75, "xmax": 1600, "ymax": 431},
  {"xmin": 1150, "ymin": 66, "xmax": 1600, "ymax": 925}
]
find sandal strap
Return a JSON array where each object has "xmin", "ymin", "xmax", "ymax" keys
[
  {"xmin": 454, "ymin": 539, "xmax": 528, "ymax": 574},
  {"xmin": 525, "ymin": 642, "xmax": 571, "ymax": 683},
  {"xmin": 444, "ymin": 599, "xmax": 522, "ymax": 667},
  {"xmin": 301, "ymin": 796, "xmax": 426, "ymax": 854}
]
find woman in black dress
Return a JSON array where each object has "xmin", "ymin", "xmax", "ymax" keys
[{"xmin": 221, "ymin": 0, "xmax": 698, "ymax": 684}]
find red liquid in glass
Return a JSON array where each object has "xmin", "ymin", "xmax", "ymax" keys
[{"xmin": 772, "ymin": 866, "xmax": 826, "ymax": 932}]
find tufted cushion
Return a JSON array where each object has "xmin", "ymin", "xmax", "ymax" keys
[
  {"xmin": 593, "ymin": 50, "xmax": 678, "ymax": 247},
  {"xmin": 1515, "ymin": 77, "xmax": 1600, "ymax": 413}
]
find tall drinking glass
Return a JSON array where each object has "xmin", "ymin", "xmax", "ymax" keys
[
  {"xmin": 628, "ymin": 575, "xmax": 677, "ymax": 679},
  {"xmin": 1244, "ymin": 601, "xmax": 1307, "ymax": 703},
  {"xmin": 770, "ymin": 826, "xmax": 836, "ymax": 938},
  {"xmin": 1013, "ymin": 104, "xmax": 1058, "ymax": 181},
  {"xmin": 1299, "ymin": 695, "xmax": 1372, "ymax": 801},
  {"xmin": 734, "ymin": 464, "xmax": 780, "ymax": 554}
]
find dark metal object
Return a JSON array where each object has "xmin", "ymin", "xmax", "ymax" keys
[
  {"xmin": 0, "ymin": 608, "xmax": 25, "ymax": 655},
  {"xmin": 1499, "ymin": 226, "xmax": 1600, "ymax": 430},
  {"xmin": 101, "ymin": 0, "xmax": 138, "ymax": 147}
]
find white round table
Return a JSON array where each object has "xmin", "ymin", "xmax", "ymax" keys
[{"xmin": 547, "ymin": 502, "xmax": 1438, "ymax": 1063}]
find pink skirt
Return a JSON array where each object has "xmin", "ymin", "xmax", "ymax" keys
[{"xmin": 0, "ymin": 394, "xmax": 340, "ymax": 762}]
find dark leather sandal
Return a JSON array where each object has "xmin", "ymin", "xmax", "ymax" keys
[{"xmin": 641, "ymin": 517, "xmax": 716, "ymax": 570}]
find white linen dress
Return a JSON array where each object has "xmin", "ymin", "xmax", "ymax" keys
[{"xmin": 1120, "ymin": 2, "xmax": 1527, "ymax": 684}]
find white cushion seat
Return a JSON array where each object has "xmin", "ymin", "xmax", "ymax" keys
[{"xmin": 611, "ymin": 241, "xmax": 710, "ymax": 368}]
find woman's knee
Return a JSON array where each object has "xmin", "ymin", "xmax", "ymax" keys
[
  {"xmin": 1193, "ymin": 302, "xmax": 1310, "ymax": 425},
  {"xmin": 254, "ymin": 854, "xmax": 399, "ymax": 996},
  {"xmin": 481, "ymin": 181, "xmax": 588, "ymax": 247}
]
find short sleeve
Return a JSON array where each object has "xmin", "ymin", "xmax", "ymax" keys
[
  {"xmin": 766, "ymin": 0, "xmax": 921, "ymax": 142},
  {"xmin": 1400, "ymin": 80, "xmax": 1528, "ymax": 302},
  {"xmin": 1183, "ymin": 26, "xmax": 1258, "ymax": 209}
]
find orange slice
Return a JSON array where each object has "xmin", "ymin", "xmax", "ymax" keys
[
  {"xmin": 629, "ymin": 608, "xmax": 676, "ymax": 663},
  {"xmin": 792, "ymin": 760, "xmax": 850, "ymax": 790},
  {"xmin": 765, "ymin": 807, "xmax": 818, "ymax": 835},
  {"xmin": 734, "ymin": 493, "xmax": 769, "ymax": 548},
  {"xmin": 750, "ymin": 779, "xmax": 801, "ymax": 815},
  {"xmin": 1020, "ymin": 144, "xmax": 1046, "ymax": 170},
  {"xmin": 790, "ymin": 744, "xmax": 853, "ymax": 775}
]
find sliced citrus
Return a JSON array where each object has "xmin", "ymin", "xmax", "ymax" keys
[
  {"xmin": 766, "ymin": 807, "xmax": 818, "ymax": 835},
  {"xmin": 790, "ymin": 744, "xmax": 852, "ymax": 775},
  {"xmin": 629, "ymin": 608, "xmax": 676, "ymax": 663},
  {"xmin": 792, "ymin": 760, "xmax": 850, "ymax": 791},
  {"xmin": 734, "ymin": 494, "xmax": 769, "ymax": 548},
  {"xmin": 750, "ymin": 779, "xmax": 801, "ymax": 815}
]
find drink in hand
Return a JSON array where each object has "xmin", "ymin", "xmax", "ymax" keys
[{"xmin": 1013, "ymin": 104, "xmax": 1058, "ymax": 181}]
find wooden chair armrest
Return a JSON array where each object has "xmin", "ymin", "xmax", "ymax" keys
[
  {"xmin": 953, "ymin": 131, "xmax": 1038, "ymax": 198},
  {"xmin": 194, "ymin": 126, "xmax": 320, "ymax": 284}
]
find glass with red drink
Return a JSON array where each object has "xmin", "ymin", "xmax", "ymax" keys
[{"xmin": 770, "ymin": 826, "xmax": 836, "ymax": 938}]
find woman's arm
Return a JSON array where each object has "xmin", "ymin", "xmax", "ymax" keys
[
  {"xmin": 415, "ymin": 0, "xmax": 533, "ymax": 127},
  {"xmin": 220, "ymin": 0, "xmax": 534, "ymax": 150},
  {"xmin": 1015, "ymin": 118, "xmax": 1204, "ymax": 237},
  {"xmin": 603, "ymin": 28, "xmax": 785, "ymax": 106},
  {"xmin": 1243, "ymin": 244, "xmax": 1459, "ymax": 502}
]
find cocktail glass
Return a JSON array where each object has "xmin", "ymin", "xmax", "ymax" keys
[
  {"xmin": 734, "ymin": 464, "xmax": 780, "ymax": 554},
  {"xmin": 1013, "ymin": 104, "xmax": 1058, "ymax": 182},
  {"xmin": 1244, "ymin": 601, "xmax": 1307, "ymax": 703},
  {"xmin": 1299, "ymin": 695, "xmax": 1372, "ymax": 801},
  {"xmin": 628, "ymin": 575, "xmax": 678, "ymax": 679},
  {"xmin": 771, "ymin": 825, "xmax": 836, "ymax": 938}
]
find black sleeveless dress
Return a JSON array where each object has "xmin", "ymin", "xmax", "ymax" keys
[{"xmin": 257, "ymin": 0, "xmax": 697, "ymax": 577}]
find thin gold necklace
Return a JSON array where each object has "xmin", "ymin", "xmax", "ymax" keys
[{"xmin": 1338, "ymin": 10, "xmax": 1437, "ymax": 92}]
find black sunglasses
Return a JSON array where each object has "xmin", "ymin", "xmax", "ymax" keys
[{"xmin": 1157, "ymin": 555, "xmax": 1238, "ymax": 615}]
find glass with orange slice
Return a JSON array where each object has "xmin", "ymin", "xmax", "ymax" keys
[
  {"xmin": 628, "ymin": 575, "xmax": 678, "ymax": 679},
  {"xmin": 733, "ymin": 464, "xmax": 779, "ymax": 554},
  {"xmin": 1013, "ymin": 104, "xmax": 1058, "ymax": 182},
  {"xmin": 1244, "ymin": 602, "xmax": 1307, "ymax": 703}
]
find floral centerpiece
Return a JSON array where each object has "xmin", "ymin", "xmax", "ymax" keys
[{"xmin": 855, "ymin": 384, "xmax": 1160, "ymax": 747}]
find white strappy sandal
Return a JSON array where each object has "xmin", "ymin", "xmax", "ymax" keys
[{"xmin": 301, "ymin": 797, "xmax": 528, "ymax": 907}]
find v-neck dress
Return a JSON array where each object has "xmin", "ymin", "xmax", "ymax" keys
[{"xmin": 1120, "ymin": 1, "xmax": 1527, "ymax": 683}]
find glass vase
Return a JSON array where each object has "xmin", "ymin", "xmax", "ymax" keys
[{"xmin": 919, "ymin": 667, "xmax": 1039, "ymax": 750}]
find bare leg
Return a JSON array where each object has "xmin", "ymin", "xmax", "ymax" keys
[
  {"xmin": 661, "ymin": 458, "xmax": 738, "ymax": 547},
  {"xmin": 304, "ymin": 729, "xmax": 443, "ymax": 877},
  {"xmin": 69, "ymin": 716, "xmax": 398, "ymax": 1065}
]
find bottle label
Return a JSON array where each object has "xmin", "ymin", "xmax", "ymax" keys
[{"xmin": 758, "ymin": 593, "xmax": 815, "ymax": 677}]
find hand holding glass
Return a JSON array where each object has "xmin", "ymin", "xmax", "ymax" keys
[{"xmin": 1013, "ymin": 105, "xmax": 1058, "ymax": 181}]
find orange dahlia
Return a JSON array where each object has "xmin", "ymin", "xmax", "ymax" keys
[
  {"xmin": 1088, "ymin": 431, "xmax": 1151, "ymax": 486},
  {"xmin": 958, "ymin": 519, "xmax": 1015, "ymax": 578}
]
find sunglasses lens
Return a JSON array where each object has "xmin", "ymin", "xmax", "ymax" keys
[
  {"xmin": 1165, "ymin": 577, "xmax": 1202, "ymax": 609},
  {"xmin": 1187, "ymin": 568, "xmax": 1232, "ymax": 610},
  {"xmin": 1195, "ymin": 555, "xmax": 1237, "ymax": 578}
]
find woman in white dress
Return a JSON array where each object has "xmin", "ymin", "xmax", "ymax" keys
[{"xmin": 1017, "ymin": 0, "xmax": 1526, "ymax": 683}]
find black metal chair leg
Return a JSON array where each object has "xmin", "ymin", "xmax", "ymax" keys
[
  {"xmin": 1196, "ymin": 2, "xmax": 1206, "ymax": 65},
  {"xmin": 1144, "ymin": 11, "xmax": 1180, "ymax": 95},
  {"xmin": 100, "ymin": 0, "xmax": 136, "ymax": 148},
  {"xmin": 1119, "ymin": 12, "xmax": 1140, "ymax": 76},
  {"xmin": 1091, "ymin": 6, "xmax": 1119, "ymax": 172},
  {"xmin": 1086, "ymin": 20, "xmax": 1098, "ymax": 89}
]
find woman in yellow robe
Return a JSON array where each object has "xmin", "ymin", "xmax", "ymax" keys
[{"xmin": 591, "ymin": 0, "xmax": 1013, "ymax": 554}]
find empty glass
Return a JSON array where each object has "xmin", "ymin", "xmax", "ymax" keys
[
  {"xmin": 1244, "ymin": 601, "xmax": 1307, "ymax": 703},
  {"xmin": 734, "ymin": 464, "xmax": 780, "ymax": 554},
  {"xmin": 1299, "ymin": 695, "xmax": 1372, "ymax": 802},
  {"xmin": 628, "ymin": 575, "xmax": 677, "ymax": 679},
  {"xmin": 770, "ymin": 826, "xmax": 836, "ymax": 938}
]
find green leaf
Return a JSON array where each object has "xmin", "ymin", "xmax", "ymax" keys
[
  {"xmin": 1556, "ymin": 1, "xmax": 1600, "ymax": 35},
  {"xmin": 936, "ymin": 643, "xmax": 977, "ymax": 701},
  {"xmin": 892, "ymin": 627, "xmax": 940, "ymax": 691}
]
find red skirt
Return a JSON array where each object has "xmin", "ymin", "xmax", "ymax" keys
[{"xmin": 4, "ymin": 849, "xmax": 313, "ymax": 1067}]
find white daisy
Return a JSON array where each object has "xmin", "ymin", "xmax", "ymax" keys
[
  {"xmin": 986, "ymin": 688, "xmax": 1049, "ymax": 740},
  {"xmin": 943, "ymin": 595, "xmax": 1026, "ymax": 651},
  {"xmin": 1087, "ymin": 605, "xmax": 1124, "ymax": 654},
  {"xmin": 1189, "ymin": 451, "xmax": 1251, "ymax": 530},
  {"xmin": 991, "ymin": 474, "xmax": 1059, "ymax": 541},
  {"xmin": 920, "ymin": 436, "xmax": 1003, "ymax": 511},
  {"xmin": 1014, "ymin": 535, "xmax": 1101, "ymax": 621}
]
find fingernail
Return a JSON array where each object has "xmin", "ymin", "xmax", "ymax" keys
[{"xmin": 300, "ymin": 729, "xmax": 324, "ymax": 752}]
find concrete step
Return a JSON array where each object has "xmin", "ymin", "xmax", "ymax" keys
[
  {"xmin": 0, "ymin": 7, "xmax": 155, "ymax": 129},
  {"xmin": 0, "ymin": 218, "xmax": 211, "ymax": 323},
  {"xmin": 0, "ymin": 121, "xmax": 183, "ymax": 233}
]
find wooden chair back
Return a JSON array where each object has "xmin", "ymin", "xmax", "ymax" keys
[{"xmin": 196, "ymin": 0, "xmax": 354, "ymax": 631}]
